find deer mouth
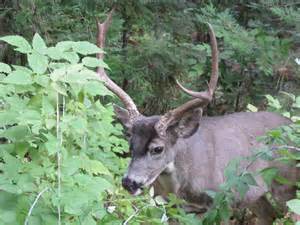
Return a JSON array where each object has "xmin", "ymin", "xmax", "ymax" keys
[
  {"xmin": 133, "ymin": 171, "xmax": 163, "ymax": 195},
  {"xmin": 123, "ymin": 165, "xmax": 170, "ymax": 195},
  {"xmin": 130, "ymin": 176, "xmax": 157, "ymax": 196},
  {"xmin": 131, "ymin": 188, "xmax": 143, "ymax": 196},
  {"xmin": 144, "ymin": 173, "xmax": 160, "ymax": 187}
]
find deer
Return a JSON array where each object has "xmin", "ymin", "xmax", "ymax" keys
[{"xmin": 96, "ymin": 9, "xmax": 298, "ymax": 225}]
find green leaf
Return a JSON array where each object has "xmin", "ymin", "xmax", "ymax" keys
[
  {"xmin": 224, "ymin": 159, "xmax": 239, "ymax": 180},
  {"xmin": 72, "ymin": 41, "xmax": 104, "ymax": 55},
  {"xmin": 0, "ymin": 35, "xmax": 32, "ymax": 53},
  {"xmin": 80, "ymin": 155, "xmax": 110, "ymax": 176},
  {"xmin": 12, "ymin": 65, "xmax": 33, "ymax": 74},
  {"xmin": 0, "ymin": 152, "xmax": 21, "ymax": 178},
  {"xmin": 268, "ymin": 129, "xmax": 282, "ymax": 138},
  {"xmin": 50, "ymin": 68, "xmax": 66, "ymax": 82},
  {"xmin": 0, "ymin": 210, "xmax": 17, "ymax": 224},
  {"xmin": 28, "ymin": 52, "xmax": 48, "ymax": 74},
  {"xmin": 42, "ymin": 96, "xmax": 55, "ymax": 115},
  {"xmin": 247, "ymin": 104, "xmax": 258, "ymax": 112},
  {"xmin": 84, "ymin": 81, "xmax": 112, "ymax": 96},
  {"xmin": 56, "ymin": 41, "xmax": 74, "ymax": 51},
  {"xmin": 34, "ymin": 75, "xmax": 50, "ymax": 87},
  {"xmin": 51, "ymin": 82, "xmax": 67, "ymax": 96},
  {"xmin": 82, "ymin": 57, "xmax": 109, "ymax": 68},
  {"xmin": 154, "ymin": 195, "xmax": 167, "ymax": 205},
  {"xmin": 2, "ymin": 70, "xmax": 33, "ymax": 85},
  {"xmin": 292, "ymin": 96, "xmax": 300, "ymax": 109},
  {"xmin": 241, "ymin": 173, "xmax": 257, "ymax": 186},
  {"xmin": 69, "ymin": 117, "xmax": 87, "ymax": 133},
  {"xmin": 59, "ymin": 66, "xmax": 98, "ymax": 84},
  {"xmin": 235, "ymin": 181, "xmax": 249, "ymax": 198},
  {"xmin": 46, "ymin": 47, "xmax": 64, "ymax": 60},
  {"xmin": 44, "ymin": 133, "xmax": 58, "ymax": 155},
  {"xmin": 74, "ymin": 174, "xmax": 113, "ymax": 195},
  {"xmin": 5, "ymin": 96, "xmax": 29, "ymax": 111},
  {"xmin": 0, "ymin": 112, "xmax": 18, "ymax": 126},
  {"xmin": 287, "ymin": 199, "xmax": 300, "ymax": 215},
  {"xmin": 81, "ymin": 214, "xmax": 97, "ymax": 225},
  {"xmin": 62, "ymin": 157, "xmax": 81, "ymax": 176},
  {"xmin": 65, "ymin": 73, "xmax": 86, "ymax": 83},
  {"xmin": 17, "ymin": 109, "xmax": 41, "ymax": 125},
  {"xmin": 32, "ymin": 33, "xmax": 47, "ymax": 54},
  {"xmin": 62, "ymin": 51, "xmax": 79, "ymax": 64},
  {"xmin": 84, "ymin": 160, "xmax": 110, "ymax": 175},
  {"xmin": 260, "ymin": 167, "xmax": 279, "ymax": 186},
  {"xmin": 0, "ymin": 183, "xmax": 22, "ymax": 194},
  {"xmin": 265, "ymin": 94, "xmax": 282, "ymax": 110},
  {"xmin": 274, "ymin": 175, "xmax": 293, "ymax": 185},
  {"xmin": 0, "ymin": 62, "xmax": 11, "ymax": 73},
  {"xmin": 62, "ymin": 190, "xmax": 90, "ymax": 215},
  {"xmin": 45, "ymin": 119, "xmax": 56, "ymax": 129}
]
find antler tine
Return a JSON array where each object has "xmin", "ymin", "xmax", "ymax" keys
[
  {"xmin": 175, "ymin": 23, "xmax": 218, "ymax": 102},
  {"xmin": 155, "ymin": 23, "xmax": 218, "ymax": 136},
  {"xmin": 96, "ymin": 8, "xmax": 140, "ymax": 120}
]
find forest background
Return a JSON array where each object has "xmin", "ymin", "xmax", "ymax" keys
[{"xmin": 0, "ymin": 0, "xmax": 299, "ymax": 224}]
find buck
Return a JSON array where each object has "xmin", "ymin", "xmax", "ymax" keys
[{"xmin": 97, "ymin": 10, "xmax": 297, "ymax": 225}]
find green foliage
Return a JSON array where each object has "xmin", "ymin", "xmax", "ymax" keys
[
  {"xmin": 265, "ymin": 92, "xmax": 300, "ymax": 121},
  {"xmin": 260, "ymin": 93, "xmax": 300, "ymax": 223},
  {"xmin": 2, "ymin": 0, "xmax": 298, "ymax": 115},
  {"xmin": 287, "ymin": 199, "xmax": 300, "ymax": 215},
  {"xmin": 0, "ymin": 34, "xmax": 125, "ymax": 225},
  {"xmin": 0, "ymin": 32, "xmax": 202, "ymax": 225}
]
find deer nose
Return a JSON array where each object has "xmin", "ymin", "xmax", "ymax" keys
[{"xmin": 122, "ymin": 177, "xmax": 142, "ymax": 194}]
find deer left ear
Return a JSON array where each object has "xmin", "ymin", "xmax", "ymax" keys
[
  {"xmin": 167, "ymin": 108, "xmax": 202, "ymax": 139},
  {"xmin": 114, "ymin": 105, "xmax": 132, "ymax": 130}
]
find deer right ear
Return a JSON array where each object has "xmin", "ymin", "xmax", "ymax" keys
[
  {"xmin": 167, "ymin": 108, "xmax": 202, "ymax": 139},
  {"xmin": 114, "ymin": 105, "xmax": 132, "ymax": 130}
]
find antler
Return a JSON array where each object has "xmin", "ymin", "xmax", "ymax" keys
[
  {"xmin": 96, "ymin": 8, "xmax": 140, "ymax": 122},
  {"xmin": 155, "ymin": 23, "xmax": 218, "ymax": 137}
]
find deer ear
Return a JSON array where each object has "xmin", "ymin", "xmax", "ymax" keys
[
  {"xmin": 167, "ymin": 108, "xmax": 202, "ymax": 139},
  {"xmin": 113, "ymin": 105, "xmax": 132, "ymax": 130}
]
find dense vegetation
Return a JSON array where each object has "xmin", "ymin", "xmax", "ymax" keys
[{"xmin": 0, "ymin": 0, "xmax": 299, "ymax": 224}]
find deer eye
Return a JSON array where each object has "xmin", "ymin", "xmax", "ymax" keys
[{"xmin": 150, "ymin": 146, "xmax": 164, "ymax": 155}]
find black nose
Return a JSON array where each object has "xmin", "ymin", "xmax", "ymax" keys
[{"xmin": 122, "ymin": 177, "xmax": 142, "ymax": 194}]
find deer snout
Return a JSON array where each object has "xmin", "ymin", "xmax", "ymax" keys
[{"xmin": 122, "ymin": 177, "xmax": 143, "ymax": 195}]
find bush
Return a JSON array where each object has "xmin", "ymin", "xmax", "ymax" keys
[{"xmin": 0, "ymin": 34, "xmax": 128, "ymax": 225}]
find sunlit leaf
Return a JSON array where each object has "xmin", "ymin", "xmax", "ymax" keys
[
  {"xmin": 28, "ymin": 52, "xmax": 48, "ymax": 74},
  {"xmin": 63, "ymin": 51, "xmax": 79, "ymax": 64},
  {"xmin": 72, "ymin": 41, "xmax": 104, "ymax": 55},
  {"xmin": 82, "ymin": 57, "xmax": 109, "ymax": 69},
  {"xmin": 32, "ymin": 33, "xmax": 47, "ymax": 54},
  {"xmin": 2, "ymin": 70, "xmax": 33, "ymax": 85},
  {"xmin": 46, "ymin": 47, "xmax": 64, "ymax": 60},
  {"xmin": 0, "ymin": 35, "xmax": 32, "ymax": 53},
  {"xmin": 0, "ymin": 62, "xmax": 11, "ymax": 73},
  {"xmin": 287, "ymin": 199, "xmax": 300, "ymax": 215}
]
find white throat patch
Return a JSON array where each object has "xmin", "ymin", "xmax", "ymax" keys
[{"xmin": 164, "ymin": 161, "xmax": 175, "ymax": 173}]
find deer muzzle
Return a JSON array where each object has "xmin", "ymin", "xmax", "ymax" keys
[{"xmin": 122, "ymin": 176, "xmax": 143, "ymax": 195}]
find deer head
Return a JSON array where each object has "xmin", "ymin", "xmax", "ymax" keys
[{"xmin": 97, "ymin": 9, "xmax": 218, "ymax": 195}]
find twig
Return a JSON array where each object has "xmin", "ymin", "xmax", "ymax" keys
[
  {"xmin": 56, "ymin": 93, "xmax": 65, "ymax": 225},
  {"xmin": 123, "ymin": 206, "xmax": 147, "ymax": 225},
  {"xmin": 272, "ymin": 145, "xmax": 300, "ymax": 152},
  {"xmin": 24, "ymin": 187, "xmax": 49, "ymax": 225}
]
